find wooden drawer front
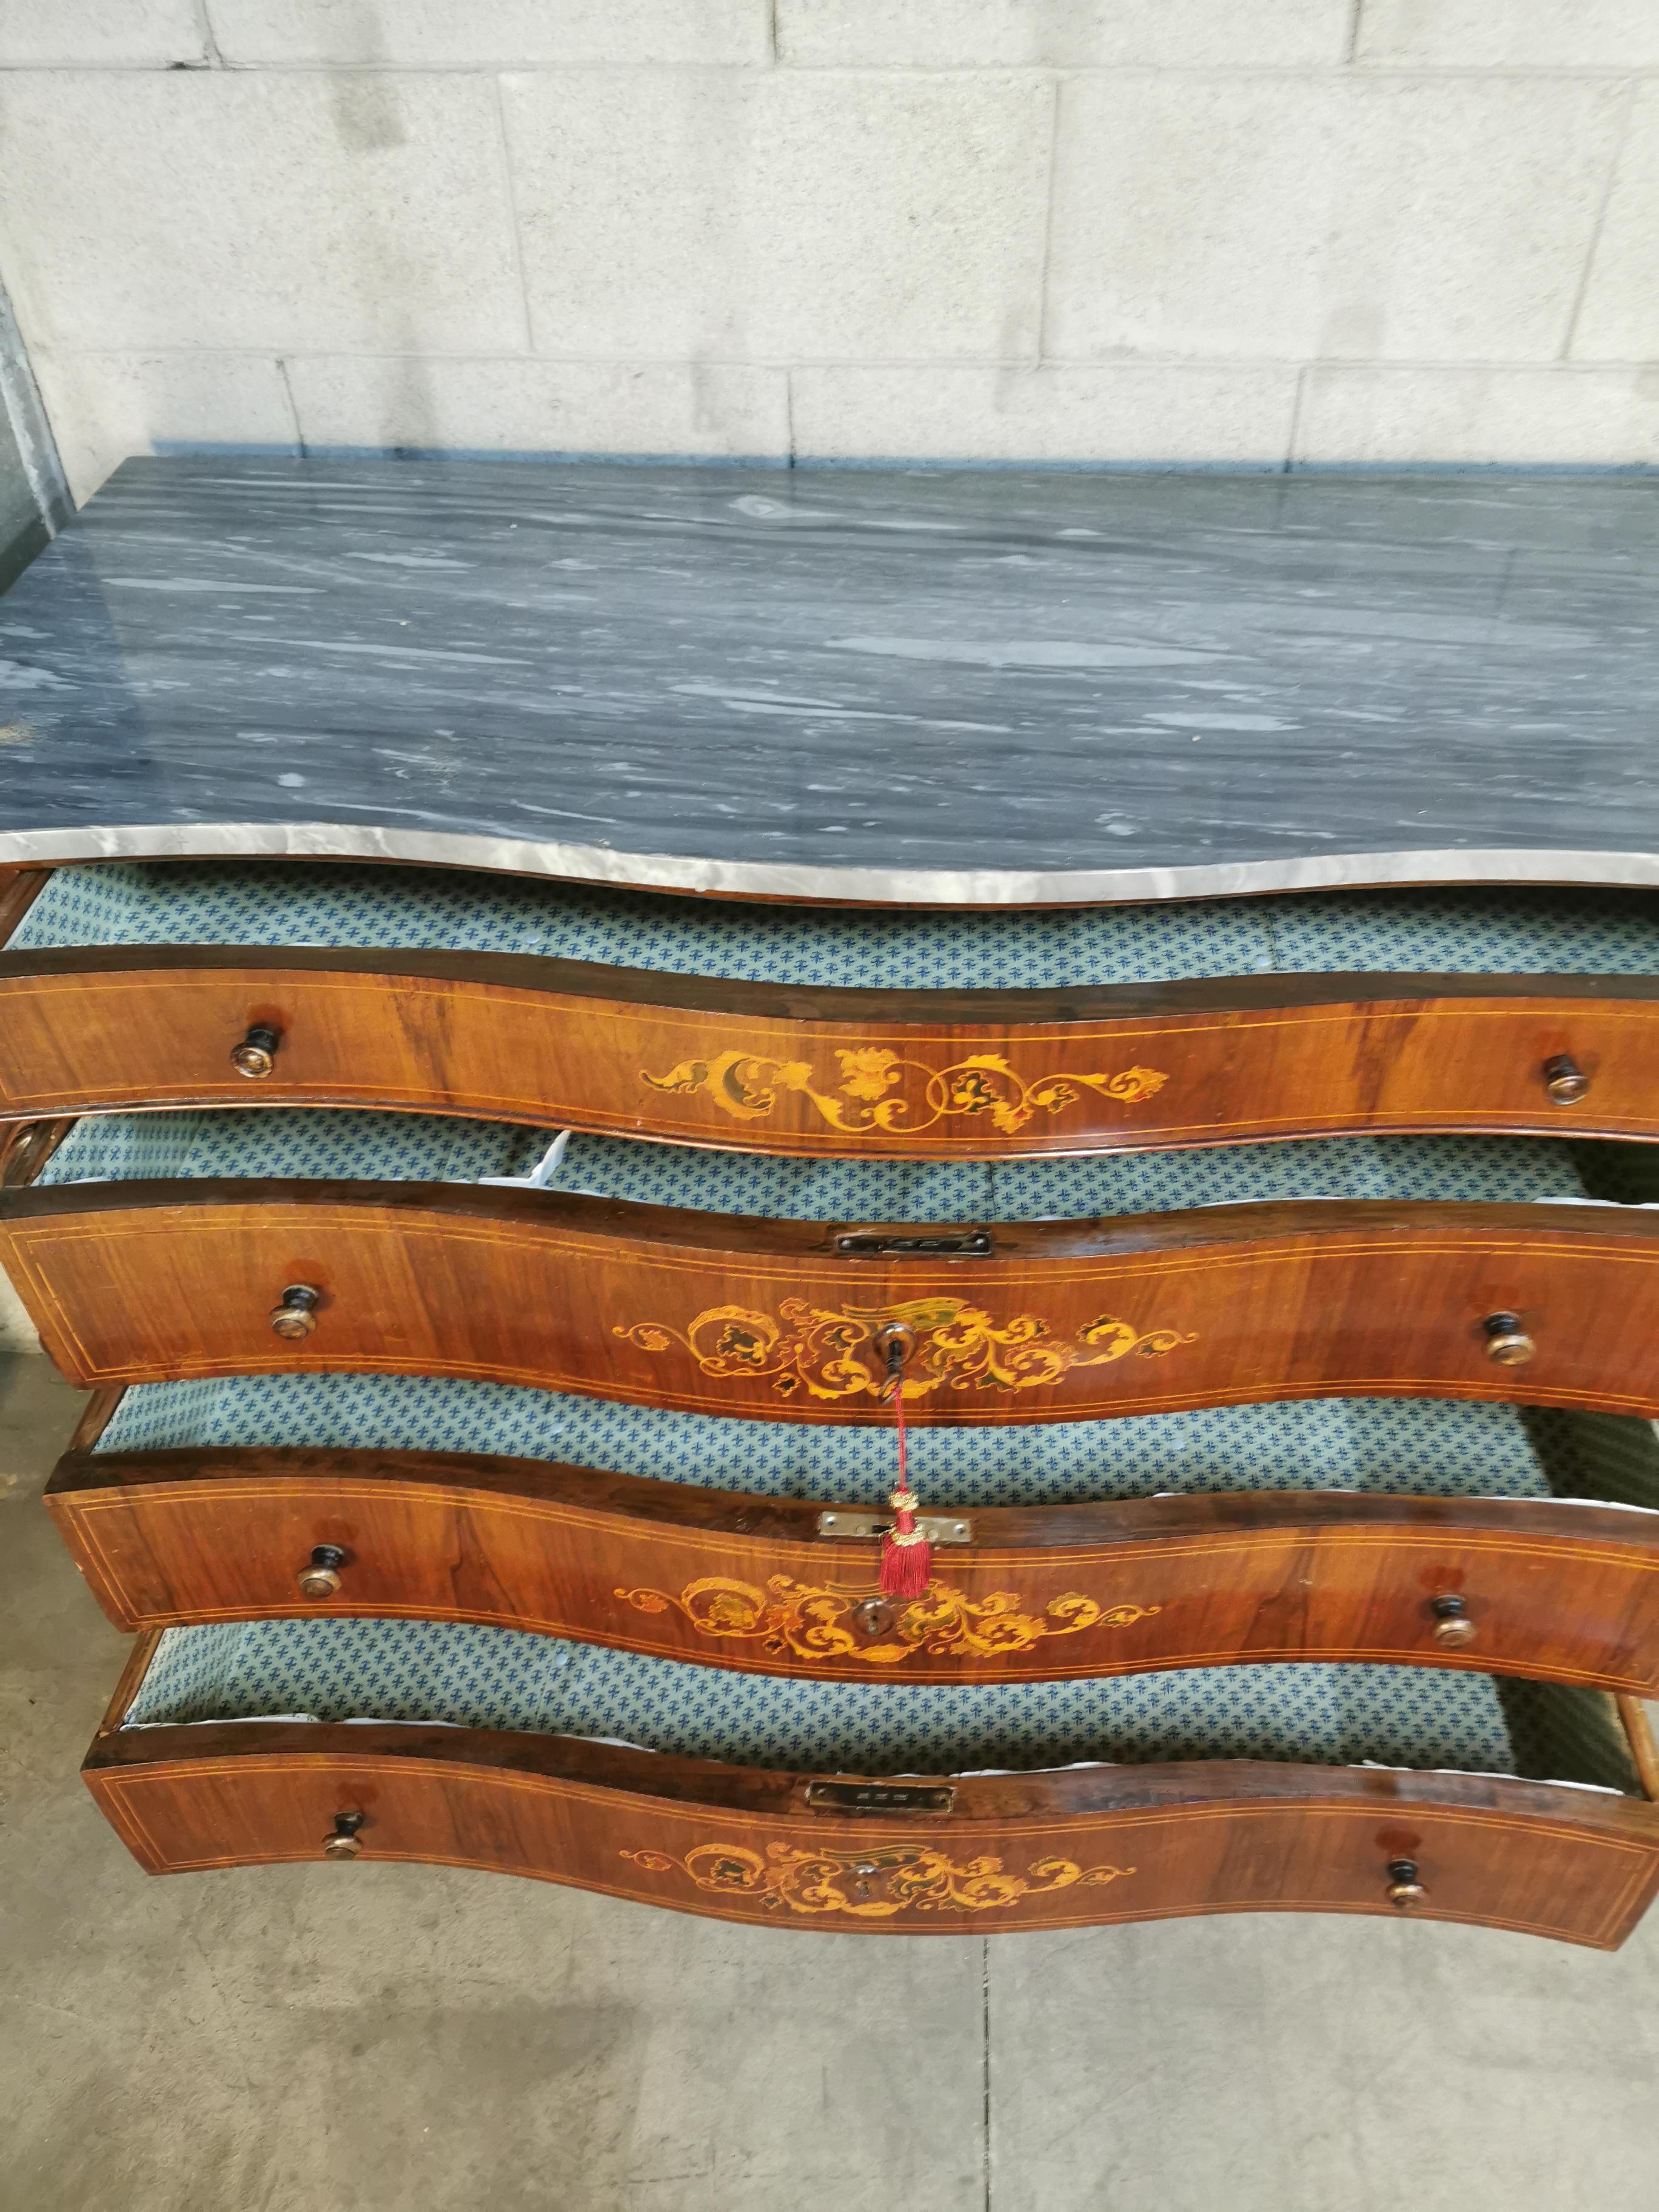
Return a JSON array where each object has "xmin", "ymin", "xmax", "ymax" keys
[
  {"xmin": 7, "ymin": 1187, "xmax": 1659, "ymax": 1421},
  {"xmin": 85, "ymin": 1729, "xmax": 1659, "ymax": 1945},
  {"xmin": 48, "ymin": 1459, "xmax": 1659, "ymax": 1691},
  {"xmin": 4, "ymin": 955, "xmax": 1659, "ymax": 1153}
]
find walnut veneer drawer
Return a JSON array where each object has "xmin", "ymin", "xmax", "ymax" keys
[
  {"xmin": 84, "ymin": 1625, "xmax": 1659, "ymax": 1945},
  {"xmin": 7, "ymin": 948, "xmax": 1659, "ymax": 1153},
  {"xmin": 10, "ymin": 1176, "xmax": 1659, "ymax": 1419},
  {"xmin": 8, "ymin": 864, "xmax": 1659, "ymax": 1151},
  {"xmin": 47, "ymin": 1384, "xmax": 1659, "ymax": 1689}
]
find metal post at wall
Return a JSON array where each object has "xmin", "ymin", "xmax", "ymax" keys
[{"xmin": 0, "ymin": 278, "xmax": 70, "ymax": 595}]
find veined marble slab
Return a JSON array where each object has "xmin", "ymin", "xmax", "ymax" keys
[{"xmin": 0, "ymin": 457, "xmax": 1656, "ymax": 907}]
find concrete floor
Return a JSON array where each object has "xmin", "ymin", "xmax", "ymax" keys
[{"xmin": 3, "ymin": 1355, "xmax": 1658, "ymax": 2212}]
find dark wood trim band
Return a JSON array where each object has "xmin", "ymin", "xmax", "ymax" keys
[{"xmin": 0, "ymin": 867, "xmax": 50, "ymax": 949}]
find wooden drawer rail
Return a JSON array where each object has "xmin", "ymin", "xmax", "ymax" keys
[
  {"xmin": 5, "ymin": 946, "xmax": 1659, "ymax": 1153},
  {"xmin": 10, "ymin": 1180, "xmax": 1659, "ymax": 1421}
]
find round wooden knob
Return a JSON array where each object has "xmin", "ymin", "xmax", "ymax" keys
[
  {"xmin": 1386, "ymin": 1857, "xmax": 1426, "ymax": 1909},
  {"xmin": 298, "ymin": 1544, "xmax": 347, "ymax": 1600},
  {"xmin": 323, "ymin": 1812, "xmax": 364, "ymax": 1860},
  {"xmin": 230, "ymin": 1025, "xmax": 281, "ymax": 1079},
  {"xmin": 1543, "ymin": 1054, "xmax": 1589, "ymax": 1106},
  {"xmin": 269, "ymin": 1284, "xmax": 321, "ymax": 1341},
  {"xmin": 1430, "ymin": 1595, "xmax": 1477, "ymax": 1647},
  {"xmin": 1483, "ymin": 1312, "xmax": 1535, "ymax": 1366}
]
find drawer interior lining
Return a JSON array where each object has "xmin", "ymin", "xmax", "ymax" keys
[
  {"xmin": 118, "ymin": 1618, "xmax": 1640, "ymax": 1794},
  {"xmin": 35, "ymin": 1107, "xmax": 1606, "ymax": 1216},
  {"xmin": 14, "ymin": 861, "xmax": 1659, "ymax": 986},
  {"xmin": 95, "ymin": 1373, "xmax": 1656, "ymax": 1511}
]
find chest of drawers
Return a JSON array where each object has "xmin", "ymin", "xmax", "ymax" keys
[{"xmin": 7, "ymin": 456, "xmax": 1659, "ymax": 1943}]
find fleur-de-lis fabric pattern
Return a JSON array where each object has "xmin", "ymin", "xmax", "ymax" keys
[
  {"xmin": 38, "ymin": 1107, "xmax": 1601, "ymax": 1220},
  {"xmin": 37, "ymin": 1106, "xmax": 548, "ymax": 1188},
  {"xmin": 97, "ymin": 1369, "xmax": 1659, "ymax": 1513},
  {"xmin": 120, "ymin": 1617, "xmax": 1640, "ymax": 1795},
  {"xmin": 15, "ymin": 859, "xmax": 1659, "ymax": 985}
]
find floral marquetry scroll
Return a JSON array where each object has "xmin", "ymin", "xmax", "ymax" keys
[
  {"xmin": 613, "ymin": 1294, "xmax": 1196, "ymax": 1404},
  {"xmin": 620, "ymin": 1840, "xmax": 1136, "ymax": 1920},
  {"xmin": 643, "ymin": 1045, "xmax": 1168, "ymax": 1138},
  {"xmin": 614, "ymin": 1574, "xmax": 1161, "ymax": 1669}
]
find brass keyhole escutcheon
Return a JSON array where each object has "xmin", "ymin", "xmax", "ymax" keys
[
  {"xmin": 323, "ymin": 1812, "xmax": 365, "ymax": 1860},
  {"xmin": 1483, "ymin": 1312, "xmax": 1535, "ymax": 1366},
  {"xmin": 873, "ymin": 1320, "xmax": 917, "ymax": 1398},
  {"xmin": 1543, "ymin": 1054, "xmax": 1589, "ymax": 1106},
  {"xmin": 270, "ymin": 1284, "xmax": 321, "ymax": 1341},
  {"xmin": 298, "ymin": 1544, "xmax": 347, "ymax": 1600},
  {"xmin": 851, "ymin": 1860, "xmax": 881, "ymax": 1902},
  {"xmin": 853, "ymin": 1598, "xmax": 897, "ymax": 1637},
  {"xmin": 231, "ymin": 1024, "xmax": 281, "ymax": 1079},
  {"xmin": 1429, "ymin": 1595, "xmax": 1476, "ymax": 1648},
  {"xmin": 1386, "ymin": 1857, "xmax": 1426, "ymax": 1909}
]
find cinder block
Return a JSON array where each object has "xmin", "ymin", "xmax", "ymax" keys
[
  {"xmin": 284, "ymin": 355, "xmax": 789, "ymax": 459},
  {"xmin": 778, "ymin": 0, "xmax": 1349, "ymax": 68},
  {"xmin": 0, "ymin": 72, "xmax": 526, "ymax": 354},
  {"xmin": 1572, "ymin": 85, "xmax": 1659, "ymax": 361},
  {"xmin": 206, "ymin": 0, "xmax": 771, "ymax": 67},
  {"xmin": 30, "ymin": 350, "xmax": 297, "ymax": 504},
  {"xmin": 0, "ymin": 0, "xmax": 205, "ymax": 65},
  {"xmin": 791, "ymin": 363, "xmax": 1298, "ymax": 461},
  {"xmin": 1295, "ymin": 366, "xmax": 1659, "ymax": 464},
  {"xmin": 1048, "ymin": 74, "xmax": 1628, "ymax": 363},
  {"xmin": 1357, "ymin": 0, "xmax": 1659, "ymax": 69},
  {"xmin": 502, "ymin": 70, "xmax": 1051, "ymax": 361}
]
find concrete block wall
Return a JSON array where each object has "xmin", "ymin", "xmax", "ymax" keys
[{"xmin": 0, "ymin": 2, "xmax": 1657, "ymax": 499}]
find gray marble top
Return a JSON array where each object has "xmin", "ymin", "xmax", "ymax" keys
[{"xmin": 1, "ymin": 456, "xmax": 1657, "ymax": 906}]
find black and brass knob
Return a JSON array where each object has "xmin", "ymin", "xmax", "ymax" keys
[
  {"xmin": 1483, "ymin": 1311, "xmax": 1535, "ymax": 1366},
  {"xmin": 323, "ymin": 1812, "xmax": 365, "ymax": 1861},
  {"xmin": 298, "ymin": 1544, "xmax": 347, "ymax": 1600},
  {"xmin": 1386, "ymin": 1857, "xmax": 1426, "ymax": 1909},
  {"xmin": 1543, "ymin": 1054, "xmax": 1589, "ymax": 1106},
  {"xmin": 269, "ymin": 1284, "xmax": 321, "ymax": 1341},
  {"xmin": 1430, "ymin": 1594, "xmax": 1477, "ymax": 1648},
  {"xmin": 230, "ymin": 1024, "xmax": 281, "ymax": 1079}
]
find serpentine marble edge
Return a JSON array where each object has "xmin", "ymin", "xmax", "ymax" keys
[{"xmin": 1, "ymin": 457, "xmax": 1657, "ymax": 906}]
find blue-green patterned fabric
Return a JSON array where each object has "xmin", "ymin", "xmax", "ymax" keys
[
  {"xmin": 7, "ymin": 862, "xmax": 1278, "ymax": 984},
  {"xmin": 14, "ymin": 860, "xmax": 1659, "ymax": 984},
  {"xmin": 93, "ymin": 1373, "xmax": 1584, "ymax": 1507},
  {"xmin": 37, "ymin": 1108, "xmax": 545, "ymax": 1188},
  {"xmin": 36, "ymin": 1108, "xmax": 1596, "ymax": 1216},
  {"xmin": 121, "ymin": 1618, "xmax": 1637, "ymax": 1791}
]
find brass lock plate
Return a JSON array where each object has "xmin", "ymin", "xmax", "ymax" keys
[
  {"xmin": 834, "ymin": 1228, "xmax": 994, "ymax": 1258},
  {"xmin": 803, "ymin": 1781, "xmax": 956, "ymax": 1815},
  {"xmin": 816, "ymin": 1510, "xmax": 972, "ymax": 1544}
]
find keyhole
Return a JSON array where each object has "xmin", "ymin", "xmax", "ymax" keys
[
  {"xmin": 854, "ymin": 1598, "xmax": 896, "ymax": 1637},
  {"xmin": 852, "ymin": 1859, "xmax": 880, "ymax": 1900}
]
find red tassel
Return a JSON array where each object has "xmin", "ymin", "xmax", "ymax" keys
[{"xmin": 879, "ymin": 1360, "xmax": 932, "ymax": 1598}]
